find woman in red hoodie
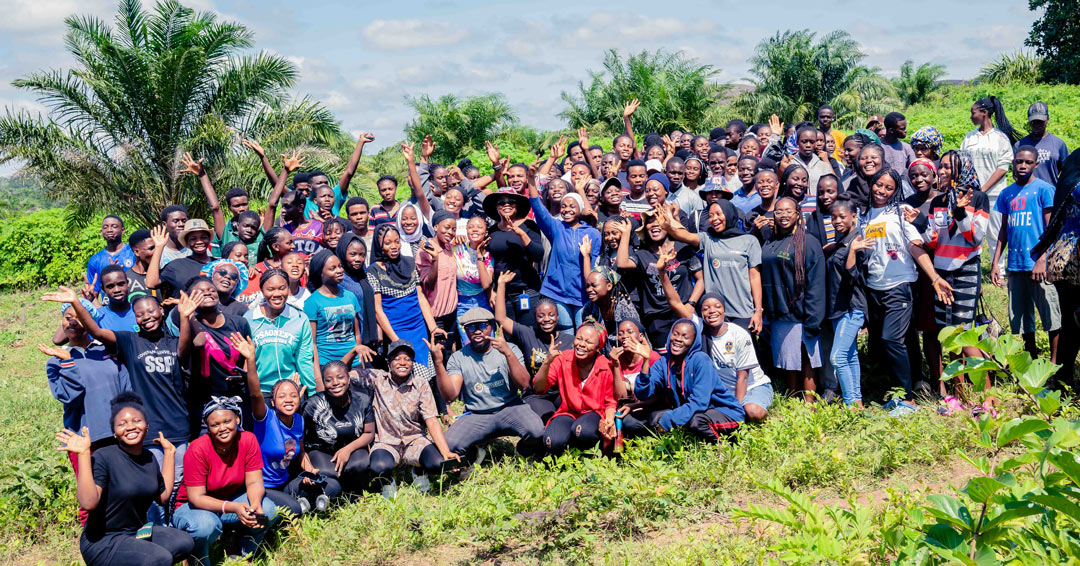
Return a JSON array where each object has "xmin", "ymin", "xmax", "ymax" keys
[{"xmin": 533, "ymin": 322, "xmax": 617, "ymax": 454}]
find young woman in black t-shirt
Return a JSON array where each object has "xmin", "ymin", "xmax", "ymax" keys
[{"xmin": 58, "ymin": 392, "xmax": 194, "ymax": 566}]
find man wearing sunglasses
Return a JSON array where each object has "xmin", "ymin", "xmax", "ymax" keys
[{"xmin": 429, "ymin": 307, "xmax": 545, "ymax": 464}]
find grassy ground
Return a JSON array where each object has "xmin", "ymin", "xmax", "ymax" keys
[{"xmin": 0, "ymin": 269, "xmax": 1058, "ymax": 565}]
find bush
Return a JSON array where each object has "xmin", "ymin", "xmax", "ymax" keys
[{"xmin": 0, "ymin": 209, "xmax": 108, "ymax": 290}]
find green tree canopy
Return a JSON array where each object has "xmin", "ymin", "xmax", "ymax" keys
[
  {"xmin": 977, "ymin": 50, "xmax": 1045, "ymax": 85},
  {"xmin": 733, "ymin": 30, "xmax": 898, "ymax": 129},
  {"xmin": 403, "ymin": 93, "xmax": 518, "ymax": 166},
  {"xmin": 0, "ymin": 0, "xmax": 342, "ymax": 227},
  {"xmin": 1027, "ymin": 0, "xmax": 1080, "ymax": 85},
  {"xmin": 892, "ymin": 60, "xmax": 947, "ymax": 107},
  {"xmin": 559, "ymin": 49, "xmax": 728, "ymax": 135}
]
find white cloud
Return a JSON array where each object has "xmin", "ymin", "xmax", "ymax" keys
[
  {"xmin": 361, "ymin": 19, "xmax": 470, "ymax": 50},
  {"xmin": 566, "ymin": 13, "xmax": 709, "ymax": 45},
  {"xmin": 324, "ymin": 90, "xmax": 350, "ymax": 109},
  {"xmin": 0, "ymin": 0, "xmax": 112, "ymax": 33}
]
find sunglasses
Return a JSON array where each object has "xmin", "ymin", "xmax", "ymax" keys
[
  {"xmin": 708, "ymin": 160, "xmax": 725, "ymax": 165},
  {"xmin": 496, "ymin": 199, "xmax": 516, "ymax": 206},
  {"xmin": 464, "ymin": 322, "xmax": 490, "ymax": 333},
  {"xmin": 215, "ymin": 270, "xmax": 240, "ymax": 281}
]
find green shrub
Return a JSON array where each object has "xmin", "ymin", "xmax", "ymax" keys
[{"xmin": 0, "ymin": 209, "xmax": 109, "ymax": 290}]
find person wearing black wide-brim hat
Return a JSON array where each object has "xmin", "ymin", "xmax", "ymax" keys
[{"xmin": 485, "ymin": 189, "xmax": 545, "ymax": 326}]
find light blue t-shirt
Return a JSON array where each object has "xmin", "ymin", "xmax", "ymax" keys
[
  {"xmin": 994, "ymin": 178, "xmax": 1056, "ymax": 272},
  {"xmin": 303, "ymin": 289, "xmax": 362, "ymax": 366},
  {"xmin": 304, "ymin": 184, "xmax": 345, "ymax": 219}
]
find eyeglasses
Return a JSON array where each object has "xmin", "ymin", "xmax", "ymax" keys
[
  {"xmin": 708, "ymin": 160, "xmax": 724, "ymax": 165},
  {"xmin": 496, "ymin": 199, "xmax": 516, "ymax": 206},
  {"xmin": 464, "ymin": 322, "xmax": 490, "ymax": 333},
  {"xmin": 215, "ymin": 270, "xmax": 240, "ymax": 281}
]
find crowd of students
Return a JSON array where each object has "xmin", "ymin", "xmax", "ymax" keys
[{"xmin": 41, "ymin": 96, "xmax": 1080, "ymax": 565}]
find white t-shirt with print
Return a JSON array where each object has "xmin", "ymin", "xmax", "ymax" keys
[
  {"xmin": 704, "ymin": 322, "xmax": 769, "ymax": 392},
  {"xmin": 861, "ymin": 205, "xmax": 923, "ymax": 291},
  {"xmin": 961, "ymin": 128, "xmax": 1014, "ymax": 200}
]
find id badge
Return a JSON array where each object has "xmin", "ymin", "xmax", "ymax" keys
[{"xmin": 519, "ymin": 294, "xmax": 530, "ymax": 311}]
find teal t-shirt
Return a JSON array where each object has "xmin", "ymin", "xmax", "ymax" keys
[
  {"xmin": 303, "ymin": 289, "xmax": 362, "ymax": 366},
  {"xmin": 304, "ymin": 184, "xmax": 345, "ymax": 219}
]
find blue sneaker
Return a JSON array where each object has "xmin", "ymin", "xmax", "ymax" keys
[{"xmin": 888, "ymin": 401, "xmax": 918, "ymax": 418}]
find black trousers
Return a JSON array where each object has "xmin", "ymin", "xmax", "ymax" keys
[
  {"xmin": 523, "ymin": 390, "xmax": 561, "ymax": 423},
  {"xmin": 308, "ymin": 448, "xmax": 369, "ymax": 493},
  {"xmin": 543, "ymin": 412, "xmax": 601, "ymax": 454},
  {"xmin": 623, "ymin": 408, "xmax": 740, "ymax": 443},
  {"xmin": 1055, "ymin": 282, "xmax": 1080, "ymax": 384},
  {"xmin": 866, "ymin": 284, "xmax": 915, "ymax": 399},
  {"xmin": 503, "ymin": 289, "xmax": 540, "ymax": 327},
  {"xmin": 80, "ymin": 526, "xmax": 193, "ymax": 566}
]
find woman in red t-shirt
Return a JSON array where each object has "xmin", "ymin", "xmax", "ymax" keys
[
  {"xmin": 171, "ymin": 397, "xmax": 279, "ymax": 565},
  {"xmin": 533, "ymin": 323, "xmax": 618, "ymax": 454}
]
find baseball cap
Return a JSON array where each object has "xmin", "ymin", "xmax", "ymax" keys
[
  {"xmin": 386, "ymin": 340, "xmax": 415, "ymax": 360},
  {"xmin": 1028, "ymin": 101, "xmax": 1049, "ymax": 122},
  {"xmin": 645, "ymin": 159, "xmax": 664, "ymax": 174}
]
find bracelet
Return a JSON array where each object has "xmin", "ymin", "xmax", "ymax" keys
[
  {"xmin": 221, "ymin": 500, "xmax": 228, "ymax": 514},
  {"xmin": 492, "ymin": 164, "xmax": 503, "ymax": 171},
  {"xmin": 932, "ymin": 276, "xmax": 942, "ymax": 285}
]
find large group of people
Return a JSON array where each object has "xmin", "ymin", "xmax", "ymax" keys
[{"xmin": 41, "ymin": 96, "xmax": 1080, "ymax": 565}]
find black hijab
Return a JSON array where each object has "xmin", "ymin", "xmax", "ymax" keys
[
  {"xmin": 336, "ymin": 232, "xmax": 367, "ymax": 281},
  {"xmin": 706, "ymin": 200, "xmax": 746, "ymax": 239},
  {"xmin": 372, "ymin": 224, "xmax": 416, "ymax": 285}
]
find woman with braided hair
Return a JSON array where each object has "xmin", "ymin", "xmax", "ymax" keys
[{"xmin": 760, "ymin": 197, "xmax": 826, "ymax": 402}]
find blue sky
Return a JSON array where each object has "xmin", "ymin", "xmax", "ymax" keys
[{"xmin": 0, "ymin": 0, "xmax": 1040, "ymax": 159}]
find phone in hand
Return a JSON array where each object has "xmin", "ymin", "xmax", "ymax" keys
[
  {"xmin": 433, "ymin": 333, "xmax": 448, "ymax": 347},
  {"xmin": 253, "ymin": 512, "xmax": 270, "ymax": 527}
]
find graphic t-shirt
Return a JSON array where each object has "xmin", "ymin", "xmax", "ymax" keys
[
  {"xmin": 302, "ymin": 385, "xmax": 374, "ymax": 453},
  {"xmin": 1015, "ymin": 133, "xmax": 1069, "ymax": 186},
  {"xmin": 124, "ymin": 268, "xmax": 159, "ymax": 303},
  {"xmin": 283, "ymin": 218, "xmax": 324, "ymax": 257},
  {"xmin": 446, "ymin": 343, "xmax": 525, "ymax": 413},
  {"xmin": 861, "ymin": 206, "xmax": 923, "ymax": 290},
  {"xmin": 453, "ymin": 245, "xmax": 492, "ymax": 297},
  {"xmin": 190, "ymin": 314, "xmax": 252, "ymax": 398},
  {"xmin": 86, "ymin": 246, "xmax": 136, "ymax": 295},
  {"xmin": 994, "ymin": 178, "xmax": 1056, "ymax": 272},
  {"xmin": 253, "ymin": 409, "xmax": 304, "ymax": 489},
  {"xmin": 629, "ymin": 242, "xmax": 702, "ymax": 343},
  {"xmin": 112, "ymin": 331, "xmax": 188, "ymax": 444},
  {"xmin": 699, "ymin": 233, "xmax": 761, "ymax": 319},
  {"xmin": 703, "ymin": 323, "xmax": 769, "ymax": 392},
  {"xmin": 85, "ymin": 445, "xmax": 164, "ymax": 539},
  {"xmin": 303, "ymin": 289, "xmax": 362, "ymax": 366}
]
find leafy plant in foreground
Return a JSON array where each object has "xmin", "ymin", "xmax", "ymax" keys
[{"xmin": 737, "ymin": 325, "xmax": 1080, "ymax": 565}]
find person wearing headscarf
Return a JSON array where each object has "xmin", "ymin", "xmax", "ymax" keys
[
  {"xmin": 840, "ymin": 132, "xmax": 876, "ymax": 186},
  {"xmin": 844, "ymin": 144, "xmax": 886, "ymax": 212},
  {"xmin": 335, "ymin": 233, "xmax": 379, "ymax": 350},
  {"xmin": 395, "ymin": 201, "xmax": 427, "ymax": 258},
  {"xmin": 658, "ymin": 199, "xmax": 763, "ymax": 335},
  {"xmin": 910, "ymin": 126, "xmax": 945, "ymax": 163},
  {"xmin": 922, "ymin": 150, "xmax": 991, "ymax": 400},
  {"xmin": 961, "ymin": 95, "xmax": 1020, "ymax": 270},
  {"xmin": 172, "ymin": 396, "xmax": 279, "ymax": 565},
  {"xmin": 580, "ymin": 263, "xmax": 641, "ymax": 351},
  {"xmin": 367, "ymin": 224, "xmax": 440, "ymax": 385}
]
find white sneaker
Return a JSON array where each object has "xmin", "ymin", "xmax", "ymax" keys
[
  {"xmin": 411, "ymin": 469, "xmax": 431, "ymax": 493},
  {"xmin": 380, "ymin": 478, "xmax": 398, "ymax": 500},
  {"xmin": 315, "ymin": 494, "xmax": 329, "ymax": 512},
  {"xmin": 473, "ymin": 446, "xmax": 487, "ymax": 468},
  {"xmin": 298, "ymin": 497, "xmax": 311, "ymax": 514}
]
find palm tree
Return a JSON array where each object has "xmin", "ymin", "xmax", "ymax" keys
[
  {"xmin": 404, "ymin": 93, "xmax": 518, "ymax": 165},
  {"xmin": 977, "ymin": 51, "xmax": 1044, "ymax": 85},
  {"xmin": 0, "ymin": 0, "xmax": 341, "ymax": 228},
  {"xmin": 734, "ymin": 30, "xmax": 898, "ymax": 129},
  {"xmin": 892, "ymin": 60, "xmax": 947, "ymax": 107},
  {"xmin": 559, "ymin": 49, "xmax": 729, "ymax": 135}
]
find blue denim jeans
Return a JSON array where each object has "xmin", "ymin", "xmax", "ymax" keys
[
  {"xmin": 551, "ymin": 299, "xmax": 583, "ymax": 331},
  {"xmin": 147, "ymin": 441, "xmax": 187, "ymax": 526},
  {"xmin": 830, "ymin": 310, "xmax": 865, "ymax": 405},
  {"xmin": 172, "ymin": 493, "xmax": 279, "ymax": 566}
]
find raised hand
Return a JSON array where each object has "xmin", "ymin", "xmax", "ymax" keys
[
  {"xmin": 177, "ymin": 290, "xmax": 204, "ymax": 319},
  {"xmin": 55, "ymin": 426, "xmax": 91, "ymax": 455},
  {"xmin": 626, "ymin": 333, "xmax": 652, "ymax": 360},
  {"xmin": 579, "ymin": 234, "xmax": 592, "ymax": 258},
  {"xmin": 609, "ymin": 346, "xmax": 625, "ymax": 361},
  {"xmin": 955, "ymin": 189, "xmax": 973, "ymax": 209},
  {"xmin": 623, "ymin": 99, "xmax": 640, "ymax": 118},
  {"xmin": 421, "ymin": 135, "xmax": 435, "ymax": 160},
  {"xmin": 281, "ymin": 150, "xmax": 304, "ymax": 172},
  {"xmin": 37, "ymin": 343, "xmax": 71, "ymax": 360},
  {"xmin": 546, "ymin": 335, "xmax": 560, "ymax": 360},
  {"xmin": 180, "ymin": 152, "xmax": 204, "ymax": 176},
  {"xmin": 662, "ymin": 135, "xmax": 676, "ymax": 157},
  {"xmin": 242, "ymin": 139, "xmax": 266, "ymax": 157},
  {"xmin": 448, "ymin": 165, "xmax": 464, "ymax": 183},
  {"xmin": 353, "ymin": 344, "xmax": 376, "ymax": 364},
  {"xmin": 152, "ymin": 432, "xmax": 175, "ymax": 455},
  {"xmin": 423, "ymin": 337, "xmax": 445, "ymax": 365},
  {"xmin": 485, "ymin": 140, "xmax": 501, "ymax": 165},
  {"xmin": 577, "ymin": 127, "xmax": 589, "ymax": 147},
  {"xmin": 769, "ymin": 114, "xmax": 783, "ymax": 137},
  {"xmin": 359, "ymin": 132, "xmax": 375, "ymax": 144},
  {"xmin": 42, "ymin": 286, "xmax": 78, "ymax": 304},
  {"xmin": 902, "ymin": 206, "xmax": 920, "ymax": 224},
  {"xmin": 850, "ymin": 235, "xmax": 874, "ymax": 252},
  {"xmin": 401, "ymin": 142, "xmax": 415, "ymax": 163},
  {"xmin": 497, "ymin": 271, "xmax": 516, "ymax": 287},
  {"xmin": 551, "ymin": 136, "xmax": 567, "ymax": 161},
  {"xmin": 230, "ymin": 333, "xmax": 256, "ymax": 360},
  {"xmin": 490, "ymin": 333, "xmax": 511, "ymax": 355},
  {"xmin": 80, "ymin": 274, "xmax": 97, "ymax": 301},
  {"xmin": 151, "ymin": 224, "xmax": 168, "ymax": 248},
  {"xmin": 655, "ymin": 241, "xmax": 676, "ymax": 271}
]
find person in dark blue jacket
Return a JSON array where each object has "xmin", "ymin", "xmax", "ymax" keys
[
  {"xmin": 627, "ymin": 318, "xmax": 744, "ymax": 441},
  {"xmin": 760, "ymin": 197, "xmax": 827, "ymax": 402}
]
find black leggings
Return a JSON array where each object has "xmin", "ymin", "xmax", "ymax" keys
[
  {"xmin": 523, "ymin": 391, "xmax": 560, "ymax": 423},
  {"xmin": 369, "ymin": 445, "xmax": 445, "ymax": 476},
  {"xmin": 308, "ymin": 448, "xmax": 370, "ymax": 493},
  {"xmin": 80, "ymin": 526, "xmax": 193, "ymax": 566},
  {"xmin": 543, "ymin": 413, "xmax": 602, "ymax": 454}
]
